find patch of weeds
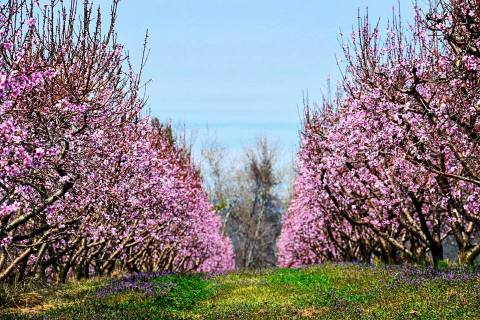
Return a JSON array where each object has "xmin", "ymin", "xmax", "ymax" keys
[
  {"xmin": 333, "ymin": 287, "xmax": 373, "ymax": 304},
  {"xmin": 385, "ymin": 265, "xmax": 480, "ymax": 289},
  {"xmin": 151, "ymin": 274, "xmax": 215, "ymax": 311},
  {"xmin": 96, "ymin": 271, "xmax": 173, "ymax": 298},
  {"xmin": 44, "ymin": 289, "xmax": 170, "ymax": 320},
  {"xmin": 266, "ymin": 268, "xmax": 331, "ymax": 290},
  {"xmin": 0, "ymin": 278, "xmax": 52, "ymax": 310}
]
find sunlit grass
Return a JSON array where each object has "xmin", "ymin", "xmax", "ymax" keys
[{"xmin": 2, "ymin": 264, "xmax": 479, "ymax": 319}]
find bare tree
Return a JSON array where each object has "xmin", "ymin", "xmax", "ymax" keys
[{"xmin": 201, "ymin": 136, "xmax": 285, "ymax": 268}]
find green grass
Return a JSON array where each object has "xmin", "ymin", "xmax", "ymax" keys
[
  {"xmin": 152, "ymin": 274, "xmax": 215, "ymax": 311},
  {"xmin": 2, "ymin": 264, "xmax": 479, "ymax": 319}
]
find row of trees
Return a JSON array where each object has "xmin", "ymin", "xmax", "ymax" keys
[
  {"xmin": 279, "ymin": 0, "xmax": 480, "ymax": 267},
  {"xmin": 0, "ymin": 0, "xmax": 233, "ymax": 283}
]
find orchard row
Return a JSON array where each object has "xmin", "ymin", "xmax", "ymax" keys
[
  {"xmin": 279, "ymin": 0, "xmax": 480, "ymax": 267},
  {"xmin": 0, "ymin": 0, "xmax": 233, "ymax": 283}
]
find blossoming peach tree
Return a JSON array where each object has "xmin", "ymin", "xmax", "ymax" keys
[
  {"xmin": 278, "ymin": 0, "xmax": 480, "ymax": 267},
  {"xmin": 0, "ymin": 0, "xmax": 233, "ymax": 283}
]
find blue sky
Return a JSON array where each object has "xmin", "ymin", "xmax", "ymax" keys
[{"xmin": 114, "ymin": 0, "xmax": 421, "ymax": 158}]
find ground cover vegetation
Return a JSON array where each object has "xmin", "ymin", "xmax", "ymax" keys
[{"xmin": 2, "ymin": 264, "xmax": 479, "ymax": 319}]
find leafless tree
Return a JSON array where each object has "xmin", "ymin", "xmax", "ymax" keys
[{"xmin": 201, "ymin": 135, "xmax": 286, "ymax": 268}]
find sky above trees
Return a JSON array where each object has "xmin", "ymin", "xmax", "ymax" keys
[{"xmin": 114, "ymin": 0, "xmax": 419, "ymax": 155}]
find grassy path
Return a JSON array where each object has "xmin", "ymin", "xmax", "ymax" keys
[{"xmin": 2, "ymin": 264, "xmax": 479, "ymax": 319}]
